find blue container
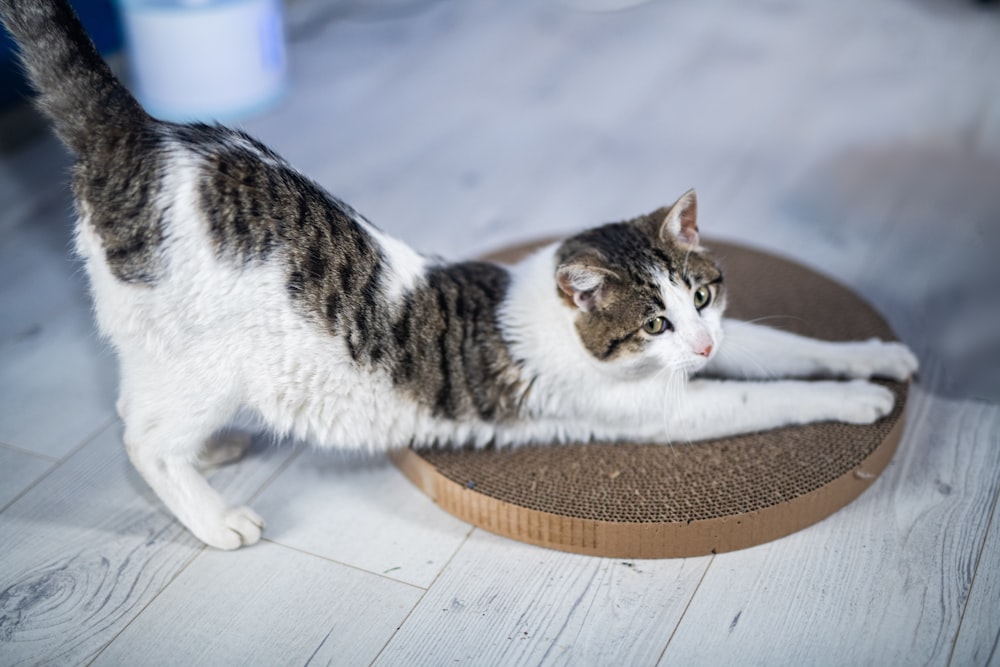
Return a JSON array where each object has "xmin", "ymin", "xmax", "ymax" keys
[{"xmin": 116, "ymin": 0, "xmax": 287, "ymax": 122}]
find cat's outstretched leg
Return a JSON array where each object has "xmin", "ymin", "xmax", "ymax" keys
[
  {"xmin": 705, "ymin": 319, "xmax": 918, "ymax": 381},
  {"xmin": 659, "ymin": 377, "xmax": 896, "ymax": 442},
  {"xmin": 119, "ymin": 372, "xmax": 263, "ymax": 550},
  {"xmin": 507, "ymin": 366, "xmax": 898, "ymax": 446}
]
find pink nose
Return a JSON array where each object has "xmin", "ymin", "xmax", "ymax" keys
[{"xmin": 697, "ymin": 344, "xmax": 713, "ymax": 358}]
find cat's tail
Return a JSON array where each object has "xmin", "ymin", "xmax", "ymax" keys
[{"xmin": 0, "ymin": 0, "xmax": 149, "ymax": 155}]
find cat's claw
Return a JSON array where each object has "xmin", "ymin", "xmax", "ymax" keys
[{"xmin": 194, "ymin": 506, "xmax": 265, "ymax": 550}]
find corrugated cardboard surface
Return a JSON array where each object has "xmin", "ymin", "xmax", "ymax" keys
[{"xmin": 393, "ymin": 239, "xmax": 908, "ymax": 557}]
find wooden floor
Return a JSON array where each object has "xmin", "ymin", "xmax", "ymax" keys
[{"xmin": 2, "ymin": 0, "xmax": 999, "ymax": 664}]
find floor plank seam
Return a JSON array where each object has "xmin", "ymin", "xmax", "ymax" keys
[
  {"xmin": 0, "ymin": 440, "xmax": 60, "ymax": 463},
  {"xmin": 945, "ymin": 439, "xmax": 1000, "ymax": 667},
  {"xmin": 83, "ymin": 543, "xmax": 210, "ymax": 667},
  {"xmin": 257, "ymin": 537, "xmax": 428, "ymax": 592},
  {"xmin": 0, "ymin": 415, "xmax": 116, "ymax": 514},
  {"xmin": 242, "ymin": 441, "xmax": 307, "ymax": 507},
  {"xmin": 366, "ymin": 525, "xmax": 478, "ymax": 667},
  {"xmin": 656, "ymin": 555, "xmax": 715, "ymax": 665},
  {"xmin": 1, "ymin": 0, "xmax": 997, "ymax": 661}
]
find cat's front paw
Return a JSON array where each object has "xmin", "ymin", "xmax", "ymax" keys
[
  {"xmin": 832, "ymin": 379, "xmax": 896, "ymax": 424},
  {"xmin": 838, "ymin": 339, "xmax": 918, "ymax": 382},
  {"xmin": 191, "ymin": 506, "xmax": 265, "ymax": 550}
]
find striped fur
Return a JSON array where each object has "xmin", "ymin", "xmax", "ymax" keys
[{"xmin": 1, "ymin": 0, "xmax": 917, "ymax": 550}]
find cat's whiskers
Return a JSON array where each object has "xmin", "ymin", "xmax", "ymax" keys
[
  {"xmin": 656, "ymin": 362, "xmax": 690, "ymax": 448},
  {"xmin": 0, "ymin": 0, "xmax": 919, "ymax": 552}
]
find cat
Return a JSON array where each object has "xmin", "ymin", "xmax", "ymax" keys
[{"xmin": 1, "ymin": 0, "xmax": 917, "ymax": 550}]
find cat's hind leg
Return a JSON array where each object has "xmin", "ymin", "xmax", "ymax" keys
[
  {"xmin": 196, "ymin": 430, "xmax": 253, "ymax": 469},
  {"xmin": 119, "ymin": 370, "xmax": 263, "ymax": 550}
]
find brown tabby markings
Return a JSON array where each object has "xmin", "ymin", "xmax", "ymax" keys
[
  {"xmin": 184, "ymin": 129, "xmax": 526, "ymax": 422},
  {"xmin": 556, "ymin": 207, "xmax": 725, "ymax": 361},
  {"xmin": 75, "ymin": 129, "xmax": 168, "ymax": 284},
  {"xmin": 0, "ymin": 0, "xmax": 163, "ymax": 283},
  {"xmin": 1, "ymin": 0, "xmax": 720, "ymax": 426},
  {"xmin": 391, "ymin": 263, "xmax": 527, "ymax": 422}
]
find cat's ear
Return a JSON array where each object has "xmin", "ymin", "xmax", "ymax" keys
[
  {"xmin": 556, "ymin": 260, "xmax": 617, "ymax": 312},
  {"xmin": 660, "ymin": 188, "xmax": 700, "ymax": 248}
]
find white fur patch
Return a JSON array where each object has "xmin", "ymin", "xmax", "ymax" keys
[
  {"xmin": 652, "ymin": 269, "xmax": 722, "ymax": 374},
  {"xmin": 82, "ymin": 145, "xmax": 448, "ymax": 456},
  {"xmin": 67, "ymin": 117, "xmax": 919, "ymax": 551},
  {"xmin": 362, "ymin": 219, "xmax": 429, "ymax": 301},
  {"xmin": 499, "ymin": 244, "xmax": 675, "ymax": 433}
]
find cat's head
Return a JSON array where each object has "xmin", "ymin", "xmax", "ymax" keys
[{"xmin": 555, "ymin": 189, "xmax": 725, "ymax": 378}]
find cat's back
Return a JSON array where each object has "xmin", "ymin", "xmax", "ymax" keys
[
  {"xmin": 76, "ymin": 122, "xmax": 379, "ymax": 335},
  {"xmin": 5, "ymin": 0, "xmax": 533, "ymax": 450},
  {"xmin": 71, "ymin": 124, "xmax": 411, "ymax": 443}
]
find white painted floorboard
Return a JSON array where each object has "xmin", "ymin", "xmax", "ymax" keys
[
  {"xmin": 1, "ymin": 0, "xmax": 999, "ymax": 664},
  {"xmin": 0, "ymin": 444, "xmax": 52, "ymax": 511},
  {"xmin": 375, "ymin": 530, "xmax": 710, "ymax": 666},
  {"xmin": 660, "ymin": 384, "xmax": 1000, "ymax": 666},
  {"xmin": 253, "ymin": 449, "xmax": 473, "ymax": 589},
  {"xmin": 92, "ymin": 540, "xmax": 424, "ymax": 667},
  {"xmin": 0, "ymin": 425, "xmax": 297, "ymax": 665},
  {"xmin": 952, "ymin": 492, "xmax": 1000, "ymax": 667}
]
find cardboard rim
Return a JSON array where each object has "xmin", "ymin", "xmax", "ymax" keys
[{"xmin": 391, "ymin": 407, "xmax": 904, "ymax": 558}]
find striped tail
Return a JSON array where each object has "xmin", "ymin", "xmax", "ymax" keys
[{"xmin": 0, "ymin": 0, "xmax": 148, "ymax": 155}]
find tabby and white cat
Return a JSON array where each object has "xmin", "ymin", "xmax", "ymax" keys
[{"xmin": 1, "ymin": 0, "xmax": 917, "ymax": 550}]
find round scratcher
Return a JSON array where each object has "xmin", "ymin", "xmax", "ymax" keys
[{"xmin": 392, "ymin": 239, "xmax": 909, "ymax": 558}]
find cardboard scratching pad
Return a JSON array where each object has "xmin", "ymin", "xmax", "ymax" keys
[{"xmin": 392, "ymin": 239, "xmax": 909, "ymax": 558}]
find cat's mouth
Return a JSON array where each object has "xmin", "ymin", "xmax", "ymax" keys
[{"xmin": 681, "ymin": 352, "xmax": 712, "ymax": 375}]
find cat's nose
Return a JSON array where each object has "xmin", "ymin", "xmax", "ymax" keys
[{"xmin": 697, "ymin": 343, "xmax": 713, "ymax": 357}]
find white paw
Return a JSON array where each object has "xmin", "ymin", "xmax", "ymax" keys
[
  {"xmin": 838, "ymin": 339, "xmax": 919, "ymax": 381},
  {"xmin": 832, "ymin": 380, "xmax": 896, "ymax": 424},
  {"xmin": 193, "ymin": 506, "xmax": 265, "ymax": 550}
]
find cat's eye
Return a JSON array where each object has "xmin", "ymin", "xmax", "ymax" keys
[
  {"xmin": 693, "ymin": 285, "xmax": 712, "ymax": 310},
  {"xmin": 642, "ymin": 316, "xmax": 672, "ymax": 335}
]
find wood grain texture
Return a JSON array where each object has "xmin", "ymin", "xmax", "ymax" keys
[
  {"xmin": 658, "ymin": 386, "xmax": 1000, "ymax": 666},
  {"xmin": 0, "ymin": 0, "xmax": 997, "ymax": 663},
  {"xmin": 951, "ymin": 485, "xmax": 1000, "ymax": 667},
  {"xmin": 92, "ymin": 540, "xmax": 423, "ymax": 666},
  {"xmin": 0, "ymin": 425, "xmax": 297, "ymax": 666},
  {"xmin": 375, "ymin": 530, "xmax": 710, "ymax": 666}
]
